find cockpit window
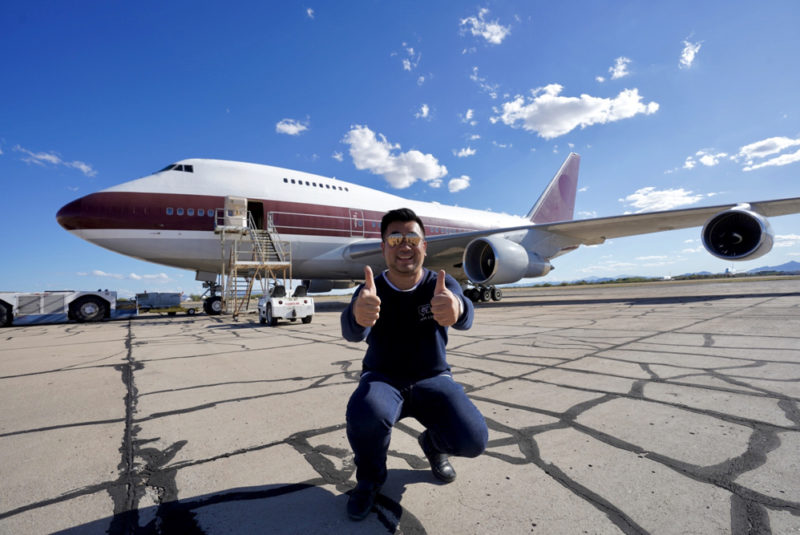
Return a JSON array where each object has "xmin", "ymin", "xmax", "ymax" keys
[{"xmin": 157, "ymin": 163, "xmax": 194, "ymax": 173}]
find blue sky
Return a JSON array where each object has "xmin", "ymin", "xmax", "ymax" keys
[{"xmin": 2, "ymin": 1, "xmax": 799, "ymax": 297}]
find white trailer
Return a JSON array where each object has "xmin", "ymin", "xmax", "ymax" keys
[{"xmin": 0, "ymin": 290, "xmax": 133, "ymax": 327}]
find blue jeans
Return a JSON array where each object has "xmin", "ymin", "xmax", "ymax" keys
[{"xmin": 346, "ymin": 370, "xmax": 488, "ymax": 486}]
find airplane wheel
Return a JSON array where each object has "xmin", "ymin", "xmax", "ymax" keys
[
  {"xmin": 465, "ymin": 288, "xmax": 479, "ymax": 303},
  {"xmin": 491, "ymin": 287, "xmax": 503, "ymax": 301},
  {"xmin": 480, "ymin": 288, "xmax": 492, "ymax": 302},
  {"xmin": 73, "ymin": 297, "xmax": 107, "ymax": 322},
  {"xmin": 206, "ymin": 296, "xmax": 222, "ymax": 315},
  {"xmin": 187, "ymin": 308, "xmax": 196, "ymax": 316},
  {"xmin": 265, "ymin": 304, "xmax": 278, "ymax": 326},
  {"xmin": 302, "ymin": 315, "xmax": 312, "ymax": 324}
]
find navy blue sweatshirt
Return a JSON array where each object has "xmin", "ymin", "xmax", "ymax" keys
[{"xmin": 341, "ymin": 268, "xmax": 474, "ymax": 382}]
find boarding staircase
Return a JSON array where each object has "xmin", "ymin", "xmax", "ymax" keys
[{"xmin": 218, "ymin": 212, "xmax": 292, "ymax": 319}]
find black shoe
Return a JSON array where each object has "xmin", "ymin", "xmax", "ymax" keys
[
  {"xmin": 347, "ymin": 481, "xmax": 380, "ymax": 521},
  {"xmin": 418, "ymin": 431, "xmax": 456, "ymax": 483}
]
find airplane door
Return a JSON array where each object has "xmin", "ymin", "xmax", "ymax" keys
[{"xmin": 350, "ymin": 210, "xmax": 364, "ymax": 237}]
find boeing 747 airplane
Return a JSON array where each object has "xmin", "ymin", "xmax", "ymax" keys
[{"xmin": 56, "ymin": 153, "xmax": 800, "ymax": 314}]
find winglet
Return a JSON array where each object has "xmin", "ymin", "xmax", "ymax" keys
[{"xmin": 526, "ymin": 153, "xmax": 580, "ymax": 223}]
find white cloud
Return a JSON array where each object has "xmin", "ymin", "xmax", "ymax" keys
[
  {"xmin": 415, "ymin": 104, "xmax": 430, "ymax": 119},
  {"xmin": 417, "ymin": 75, "xmax": 426, "ymax": 86},
  {"xmin": 609, "ymin": 57, "xmax": 632, "ymax": 80},
  {"xmin": 743, "ymin": 148, "xmax": 800, "ymax": 171},
  {"xmin": 332, "ymin": 152, "xmax": 344, "ymax": 162},
  {"xmin": 275, "ymin": 118, "xmax": 309, "ymax": 135},
  {"xmin": 470, "ymin": 66, "xmax": 499, "ymax": 99},
  {"xmin": 680, "ymin": 40, "xmax": 701, "ymax": 69},
  {"xmin": 342, "ymin": 125, "xmax": 447, "ymax": 189},
  {"xmin": 775, "ymin": 234, "xmax": 800, "ymax": 247},
  {"xmin": 459, "ymin": 8, "xmax": 510, "ymax": 45},
  {"xmin": 448, "ymin": 175, "xmax": 471, "ymax": 193},
  {"xmin": 684, "ymin": 149, "xmax": 728, "ymax": 169},
  {"xmin": 400, "ymin": 42, "xmax": 421, "ymax": 71},
  {"xmin": 736, "ymin": 136, "xmax": 800, "ymax": 171},
  {"xmin": 461, "ymin": 108, "xmax": 477, "ymax": 125},
  {"xmin": 306, "ymin": 8, "xmax": 314, "ymax": 19},
  {"xmin": 492, "ymin": 84, "xmax": 659, "ymax": 139},
  {"xmin": 454, "ymin": 146, "xmax": 476, "ymax": 157},
  {"xmin": 596, "ymin": 76, "xmax": 606, "ymax": 83},
  {"xmin": 620, "ymin": 187, "xmax": 705, "ymax": 212},
  {"xmin": 80, "ymin": 270, "xmax": 172, "ymax": 282},
  {"xmin": 13, "ymin": 145, "xmax": 97, "ymax": 177}
]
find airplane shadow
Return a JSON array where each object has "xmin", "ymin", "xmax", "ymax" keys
[
  {"xmin": 481, "ymin": 291, "xmax": 799, "ymax": 309},
  {"xmin": 53, "ymin": 470, "xmax": 433, "ymax": 535}
]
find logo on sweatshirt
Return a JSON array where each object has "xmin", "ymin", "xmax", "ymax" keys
[{"xmin": 418, "ymin": 304, "xmax": 434, "ymax": 322}]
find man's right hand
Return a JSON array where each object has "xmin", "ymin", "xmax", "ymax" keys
[{"xmin": 354, "ymin": 266, "xmax": 381, "ymax": 328}]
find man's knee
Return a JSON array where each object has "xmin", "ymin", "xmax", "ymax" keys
[{"xmin": 459, "ymin": 424, "xmax": 488, "ymax": 458}]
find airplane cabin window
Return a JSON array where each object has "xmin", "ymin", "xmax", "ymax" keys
[
  {"xmin": 283, "ymin": 178, "xmax": 288, "ymax": 183},
  {"xmin": 177, "ymin": 208, "xmax": 184, "ymax": 216},
  {"xmin": 187, "ymin": 208, "xmax": 195, "ymax": 216},
  {"xmin": 184, "ymin": 165, "xmax": 193, "ymax": 173},
  {"xmin": 166, "ymin": 207, "xmax": 174, "ymax": 215},
  {"xmin": 208, "ymin": 209, "xmax": 214, "ymax": 217},
  {"xmin": 198, "ymin": 209, "xmax": 204, "ymax": 216}
]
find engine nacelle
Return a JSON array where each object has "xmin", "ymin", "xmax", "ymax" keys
[
  {"xmin": 702, "ymin": 208, "xmax": 774, "ymax": 260},
  {"xmin": 302, "ymin": 279, "xmax": 356, "ymax": 293},
  {"xmin": 463, "ymin": 236, "xmax": 552, "ymax": 285}
]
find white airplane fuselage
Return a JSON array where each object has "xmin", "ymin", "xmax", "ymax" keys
[{"xmin": 57, "ymin": 159, "xmax": 528, "ymax": 281}]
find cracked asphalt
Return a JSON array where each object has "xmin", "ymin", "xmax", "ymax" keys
[{"xmin": 1, "ymin": 278, "xmax": 799, "ymax": 534}]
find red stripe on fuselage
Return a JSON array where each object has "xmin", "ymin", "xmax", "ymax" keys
[{"xmin": 56, "ymin": 191, "xmax": 479, "ymax": 238}]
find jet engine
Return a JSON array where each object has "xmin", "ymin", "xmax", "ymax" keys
[
  {"xmin": 463, "ymin": 236, "xmax": 552, "ymax": 285},
  {"xmin": 702, "ymin": 207, "xmax": 774, "ymax": 260}
]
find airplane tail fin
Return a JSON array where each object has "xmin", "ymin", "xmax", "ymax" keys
[{"xmin": 525, "ymin": 153, "xmax": 580, "ymax": 223}]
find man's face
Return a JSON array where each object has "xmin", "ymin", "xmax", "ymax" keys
[{"xmin": 381, "ymin": 220, "xmax": 427, "ymax": 276}]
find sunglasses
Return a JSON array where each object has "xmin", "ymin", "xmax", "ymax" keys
[{"xmin": 383, "ymin": 232, "xmax": 424, "ymax": 248}]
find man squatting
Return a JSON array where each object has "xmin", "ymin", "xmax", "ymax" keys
[{"xmin": 341, "ymin": 207, "xmax": 489, "ymax": 521}]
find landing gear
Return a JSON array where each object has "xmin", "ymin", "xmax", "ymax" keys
[
  {"xmin": 464, "ymin": 285, "xmax": 503, "ymax": 303},
  {"xmin": 202, "ymin": 281, "xmax": 223, "ymax": 315}
]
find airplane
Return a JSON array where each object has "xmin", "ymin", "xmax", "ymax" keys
[{"xmin": 56, "ymin": 153, "xmax": 800, "ymax": 314}]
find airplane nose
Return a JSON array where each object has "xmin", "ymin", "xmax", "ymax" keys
[{"xmin": 56, "ymin": 197, "xmax": 85, "ymax": 230}]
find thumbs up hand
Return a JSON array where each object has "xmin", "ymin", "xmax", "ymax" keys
[
  {"xmin": 354, "ymin": 266, "xmax": 381, "ymax": 328},
  {"xmin": 430, "ymin": 270, "xmax": 460, "ymax": 327}
]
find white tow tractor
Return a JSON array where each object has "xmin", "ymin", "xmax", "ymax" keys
[
  {"xmin": 0, "ymin": 290, "xmax": 133, "ymax": 327},
  {"xmin": 257, "ymin": 285, "xmax": 314, "ymax": 326}
]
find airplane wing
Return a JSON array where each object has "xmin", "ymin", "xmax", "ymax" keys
[{"xmin": 343, "ymin": 196, "xmax": 800, "ymax": 268}]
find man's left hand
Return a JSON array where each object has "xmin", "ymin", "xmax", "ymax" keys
[{"xmin": 431, "ymin": 270, "xmax": 461, "ymax": 327}]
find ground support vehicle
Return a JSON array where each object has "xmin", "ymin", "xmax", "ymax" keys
[
  {"xmin": 257, "ymin": 285, "xmax": 314, "ymax": 326},
  {"xmin": 135, "ymin": 292, "xmax": 198, "ymax": 316},
  {"xmin": 0, "ymin": 290, "xmax": 132, "ymax": 326}
]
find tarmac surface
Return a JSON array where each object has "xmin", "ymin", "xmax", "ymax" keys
[{"xmin": 1, "ymin": 278, "xmax": 799, "ymax": 534}]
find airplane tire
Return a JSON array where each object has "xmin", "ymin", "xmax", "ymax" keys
[
  {"xmin": 480, "ymin": 288, "xmax": 492, "ymax": 302},
  {"xmin": 73, "ymin": 297, "xmax": 107, "ymax": 323},
  {"xmin": 265, "ymin": 304, "xmax": 278, "ymax": 326},
  {"xmin": 491, "ymin": 287, "xmax": 503, "ymax": 301},
  {"xmin": 206, "ymin": 296, "xmax": 222, "ymax": 315},
  {"xmin": 302, "ymin": 315, "xmax": 312, "ymax": 324},
  {"xmin": 0, "ymin": 303, "xmax": 12, "ymax": 327}
]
